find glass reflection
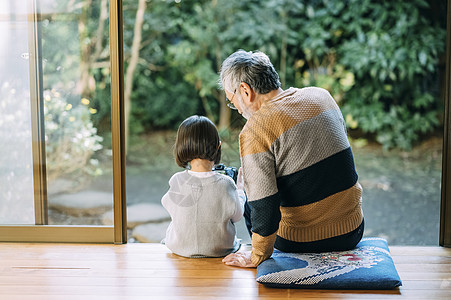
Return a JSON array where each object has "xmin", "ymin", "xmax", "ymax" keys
[
  {"xmin": 40, "ymin": 1, "xmax": 113, "ymax": 225},
  {"xmin": 0, "ymin": 2, "xmax": 35, "ymax": 224}
]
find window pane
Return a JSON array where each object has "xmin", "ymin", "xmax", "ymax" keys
[
  {"xmin": 355, "ymin": 140, "xmax": 442, "ymax": 245},
  {"xmin": 40, "ymin": 1, "xmax": 113, "ymax": 225},
  {"xmin": 0, "ymin": 2, "xmax": 35, "ymax": 224}
]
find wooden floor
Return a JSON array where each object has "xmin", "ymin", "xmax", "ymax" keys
[{"xmin": 0, "ymin": 243, "xmax": 450, "ymax": 299}]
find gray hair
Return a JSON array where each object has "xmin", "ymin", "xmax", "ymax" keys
[{"xmin": 219, "ymin": 50, "xmax": 281, "ymax": 94}]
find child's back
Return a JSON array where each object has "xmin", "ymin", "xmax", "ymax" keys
[
  {"xmin": 160, "ymin": 115, "xmax": 245, "ymax": 258},
  {"xmin": 162, "ymin": 170, "xmax": 241, "ymax": 257}
]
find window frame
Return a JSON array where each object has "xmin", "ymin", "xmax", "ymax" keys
[
  {"xmin": 0, "ymin": 0, "xmax": 126, "ymax": 243},
  {"xmin": 440, "ymin": 0, "xmax": 451, "ymax": 248},
  {"xmin": 0, "ymin": 0, "xmax": 449, "ymax": 246}
]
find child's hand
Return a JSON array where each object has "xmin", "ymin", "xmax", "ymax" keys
[
  {"xmin": 236, "ymin": 167, "xmax": 244, "ymax": 190},
  {"xmin": 222, "ymin": 251, "xmax": 256, "ymax": 268}
]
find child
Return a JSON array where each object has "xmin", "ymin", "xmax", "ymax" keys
[{"xmin": 161, "ymin": 115, "xmax": 246, "ymax": 258}]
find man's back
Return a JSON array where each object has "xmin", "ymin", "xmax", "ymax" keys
[{"xmin": 239, "ymin": 87, "xmax": 364, "ymax": 265}]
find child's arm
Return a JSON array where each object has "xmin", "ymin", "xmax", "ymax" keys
[
  {"xmin": 161, "ymin": 173, "xmax": 177, "ymax": 211},
  {"xmin": 231, "ymin": 168, "xmax": 246, "ymax": 223}
]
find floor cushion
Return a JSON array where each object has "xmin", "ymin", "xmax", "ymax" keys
[{"xmin": 256, "ymin": 237, "xmax": 402, "ymax": 289}]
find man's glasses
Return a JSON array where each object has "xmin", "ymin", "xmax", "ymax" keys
[{"xmin": 226, "ymin": 89, "xmax": 237, "ymax": 110}]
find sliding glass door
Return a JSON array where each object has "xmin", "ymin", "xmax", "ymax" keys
[
  {"xmin": 0, "ymin": 0, "xmax": 126, "ymax": 243},
  {"xmin": 0, "ymin": 2, "xmax": 35, "ymax": 225}
]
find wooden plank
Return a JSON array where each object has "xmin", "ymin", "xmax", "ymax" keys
[
  {"xmin": 2, "ymin": 243, "xmax": 449, "ymax": 255},
  {"xmin": 397, "ymin": 272, "xmax": 451, "ymax": 281},
  {"xmin": 389, "ymin": 246, "xmax": 451, "ymax": 256},
  {"xmin": 4, "ymin": 267, "xmax": 256, "ymax": 279},
  {"xmin": 4, "ymin": 260, "xmax": 449, "ymax": 272},
  {"xmin": 395, "ymin": 263, "xmax": 451, "ymax": 272},
  {"xmin": 0, "ymin": 244, "xmax": 447, "ymax": 257},
  {"xmin": 0, "ymin": 276, "xmax": 449, "ymax": 291},
  {"xmin": 0, "ymin": 276, "xmax": 255, "ymax": 287},
  {"xmin": 0, "ymin": 243, "xmax": 450, "ymax": 299},
  {"xmin": 1, "ymin": 285, "xmax": 451, "ymax": 298},
  {"xmin": 393, "ymin": 255, "xmax": 451, "ymax": 264},
  {"xmin": 2, "ymin": 259, "xmax": 246, "ymax": 269},
  {"xmin": 0, "ymin": 249, "xmax": 448, "ymax": 261}
]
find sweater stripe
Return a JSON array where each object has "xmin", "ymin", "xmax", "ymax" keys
[
  {"xmin": 248, "ymin": 193, "xmax": 282, "ymax": 237},
  {"xmin": 278, "ymin": 183, "xmax": 363, "ymax": 242},
  {"xmin": 241, "ymin": 109, "xmax": 350, "ymax": 201},
  {"xmin": 251, "ymin": 232, "xmax": 277, "ymax": 266},
  {"xmin": 272, "ymin": 109, "xmax": 349, "ymax": 177},
  {"xmin": 248, "ymin": 148, "xmax": 358, "ymax": 238},
  {"xmin": 240, "ymin": 88, "xmax": 340, "ymax": 156},
  {"xmin": 277, "ymin": 147, "xmax": 358, "ymax": 207}
]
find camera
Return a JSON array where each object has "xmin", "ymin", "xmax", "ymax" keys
[{"xmin": 213, "ymin": 164, "xmax": 238, "ymax": 183}]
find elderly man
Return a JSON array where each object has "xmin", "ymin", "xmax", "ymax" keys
[{"xmin": 220, "ymin": 50, "xmax": 364, "ymax": 268}]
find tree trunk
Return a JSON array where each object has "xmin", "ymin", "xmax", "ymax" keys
[
  {"xmin": 124, "ymin": 0, "xmax": 147, "ymax": 153},
  {"xmin": 77, "ymin": 0, "xmax": 93, "ymax": 98},
  {"xmin": 217, "ymin": 94, "xmax": 231, "ymax": 131},
  {"xmin": 280, "ymin": 34, "xmax": 287, "ymax": 89},
  {"xmin": 77, "ymin": 0, "xmax": 108, "ymax": 98},
  {"xmin": 201, "ymin": 95, "xmax": 215, "ymax": 122},
  {"xmin": 279, "ymin": 7, "xmax": 288, "ymax": 89},
  {"xmin": 215, "ymin": 43, "xmax": 231, "ymax": 131},
  {"xmin": 91, "ymin": 0, "xmax": 108, "ymax": 64}
]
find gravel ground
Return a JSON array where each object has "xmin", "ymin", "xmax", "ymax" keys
[{"xmin": 48, "ymin": 133, "xmax": 443, "ymax": 246}]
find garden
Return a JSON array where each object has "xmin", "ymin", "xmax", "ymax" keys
[{"xmin": 6, "ymin": 0, "xmax": 446, "ymax": 245}]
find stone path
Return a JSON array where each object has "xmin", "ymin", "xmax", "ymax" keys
[
  {"xmin": 47, "ymin": 185, "xmax": 251, "ymax": 244},
  {"xmin": 49, "ymin": 191, "xmax": 112, "ymax": 216},
  {"xmin": 101, "ymin": 202, "xmax": 170, "ymax": 228},
  {"xmin": 49, "ymin": 188, "xmax": 173, "ymax": 242}
]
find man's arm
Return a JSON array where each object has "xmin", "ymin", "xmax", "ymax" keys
[{"xmin": 241, "ymin": 132, "xmax": 281, "ymax": 266}]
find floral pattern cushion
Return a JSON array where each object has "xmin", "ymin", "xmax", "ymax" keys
[{"xmin": 256, "ymin": 238, "xmax": 402, "ymax": 289}]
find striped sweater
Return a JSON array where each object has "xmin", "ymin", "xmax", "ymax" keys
[{"xmin": 239, "ymin": 87, "xmax": 364, "ymax": 266}]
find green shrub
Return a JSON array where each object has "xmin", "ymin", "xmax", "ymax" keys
[
  {"xmin": 292, "ymin": 0, "xmax": 446, "ymax": 150},
  {"xmin": 98, "ymin": 0, "xmax": 447, "ymax": 150},
  {"xmin": 130, "ymin": 67, "xmax": 201, "ymax": 134},
  {"xmin": 44, "ymin": 90, "xmax": 103, "ymax": 183}
]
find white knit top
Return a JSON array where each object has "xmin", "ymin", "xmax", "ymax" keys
[{"xmin": 161, "ymin": 170, "xmax": 245, "ymax": 258}]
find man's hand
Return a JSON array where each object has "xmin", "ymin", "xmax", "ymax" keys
[{"xmin": 222, "ymin": 251, "xmax": 256, "ymax": 268}]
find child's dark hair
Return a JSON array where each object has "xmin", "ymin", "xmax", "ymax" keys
[{"xmin": 174, "ymin": 115, "xmax": 221, "ymax": 168}]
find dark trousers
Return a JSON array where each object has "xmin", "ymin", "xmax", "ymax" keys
[{"xmin": 244, "ymin": 201, "xmax": 364, "ymax": 253}]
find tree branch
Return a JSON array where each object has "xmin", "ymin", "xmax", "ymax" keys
[{"xmin": 124, "ymin": 0, "xmax": 147, "ymax": 152}]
